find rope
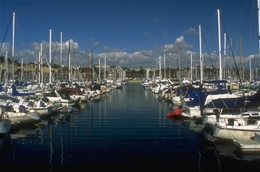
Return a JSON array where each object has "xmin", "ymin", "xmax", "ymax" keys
[
  {"xmin": 0, "ymin": 16, "xmax": 12, "ymax": 53},
  {"xmin": 247, "ymin": 0, "xmax": 256, "ymax": 56},
  {"xmin": 221, "ymin": 100, "xmax": 229, "ymax": 109},
  {"xmin": 231, "ymin": 0, "xmax": 249, "ymax": 54},
  {"xmin": 201, "ymin": 31, "xmax": 216, "ymax": 70},
  {"xmin": 221, "ymin": 13, "xmax": 242, "ymax": 88}
]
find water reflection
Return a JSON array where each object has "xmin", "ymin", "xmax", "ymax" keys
[
  {"xmin": 0, "ymin": 134, "xmax": 10, "ymax": 152},
  {"xmin": 51, "ymin": 113, "xmax": 71, "ymax": 124},
  {"xmin": 0, "ymin": 84, "xmax": 260, "ymax": 170},
  {"xmin": 199, "ymin": 138, "xmax": 260, "ymax": 171},
  {"xmin": 10, "ymin": 123, "xmax": 40, "ymax": 140}
]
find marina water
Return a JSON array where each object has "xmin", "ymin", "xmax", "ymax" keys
[{"xmin": 0, "ymin": 84, "xmax": 260, "ymax": 171}]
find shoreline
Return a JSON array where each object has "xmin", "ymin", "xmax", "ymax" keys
[{"xmin": 128, "ymin": 80, "xmax": 142, "ymax": 84}]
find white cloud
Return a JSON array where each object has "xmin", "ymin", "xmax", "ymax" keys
[
  {"xmin": 164, "ymin": 44, "xmax": 173, "ymax": 49},
  {"xmin": 0, "ymin": 42, "xmax": 11, "ymax": 54},
  {"xmin": 182, "ymin": 28, "xmax": 198, "ymax": 35},
  {"xmin": 246, "ymin": 54, "xmax": 255, "ymax": 60},
  {"xmin": 175, "ymin": 36, "xmax": 184, "ymax": 43},
  {"xmin": 102, "ymin": 46, "xmax": 121, "ymax": 53},
  {"xmin": 0, "ymin": 35, "xmax": 252, "ymax": 68},
  {"xmin": 151, "ymin": 17, "xmax": 160, "ymax": 24}
]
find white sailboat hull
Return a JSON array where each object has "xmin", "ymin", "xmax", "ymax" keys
[
  {"xmin": 29, "ymin": 106, "xmax": 53, "ymax": 117},
  {"xmin": 182, "ymin": 105, "xmax": 201, "ymax": 118},
  {"xmin": 213, "ymin": 124, "xmax": 257, "ymax": 141},
  {"xmin": 70, "ymin": 94, "xmax": 87, "ymax": 102},
  {"xmin": 5, "ymin": 112, "xmax": 40, "ymax": 125}
]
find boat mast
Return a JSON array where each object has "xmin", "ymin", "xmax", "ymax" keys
[
  {"xmin": 74, "ymin": 66, "xmax": 76, "ymax": 80},
  {"xmin": 38, "ymin": 51, "xmax": 40, "ymax": 84},
  {"xmin": 199, "ymin": 25, "xmax": 203, "ymax": 83},
  {"xmin": 40, "ymin": 43, "xmax": 43, "ymax": 84},
  {"xmin": 178, "ymin": 52, "xmax": 180, "ymax": 80},
  {"xmin": 5, "ymin": 51, "xmax": 8, "ymax": 89},
  {"xmin": 258, "ymin": 0, "xmax": 260, "ymax": 78},
  {"xmin": 12, "ymin": 12, "xmax": 15, "ymax": 83},
  {"xmin": 21, "ymin": 58, "xmax": 23, "ymax": 81},
  {"xmin": 49, "ymin": 29, "xmax": 52, "ymax": 84},
  {"xmin": 68, "ymin": 40, "xmax": 71, "ymax": 82},
  {"xmin": 60, "ymin": 32, "xmax": 62, "ymax": 72},
  {"xmin": 87, "ymin": 50, "xmax": 89, "ymax": 81},
  {"xmin": 217, "ymin": 9, "xmax": 222, "ymax": 80},
  {"xmin": 98, "ymin": 58, "xmax": 100, "ymax": 81},
  {"xmin": 223, "ymin": 33, "xmax": 226, "ymax": 79},
  {"xmin": 190, "ymin": 52, "xmax": 193, "ymax": 82},
  {"xmin": 104, "ymin": 56, "xmax": 106, "ymax": 80},
  {"xmin": 91, "ymin": 49, "xmax": 93, "ymax": 82},
  {"xmin": 159, "ymin": 55, "xmax": 162, "ymax": 80},
  {"xmin": 196, "ymin": 65, "xmax": 198, "ymax": 80},
  {"xmin": 239, "ymin": 35, "xmax": 242, "ymax": 81},
  {"xmin": 164, "ymin": 53, "xmax": 166, "ymax": 79},
  {"xmin": 250, "ymin": 58, "xmax": 252, "ymax": 83},
  {"xmin": 60, "ymin": 32, "xmax": 63, "ymax": 81}
]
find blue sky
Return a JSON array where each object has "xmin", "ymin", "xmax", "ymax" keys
[{"xmin": 0, "ymin": 0, "xmax": 259, "ymax": 69}]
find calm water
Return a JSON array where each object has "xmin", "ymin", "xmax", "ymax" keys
[{"xmin": 0, "ymin": 84, "xmax": 260, "ymax": 171}]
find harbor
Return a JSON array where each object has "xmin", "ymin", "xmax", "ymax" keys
[
  {"xmin": 0, "ymin": 83, "xmax": 259, "ymax": 171},
  {"xmin": 2, "ymin": 0, "xmax": 260, "ymax": 171}
]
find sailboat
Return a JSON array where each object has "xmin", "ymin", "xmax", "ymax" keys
[
  {"xmin": 45, "ymin": 89, "xmax": 74, "ymax": 113},
  {"xmin": 182, "ymin": 9, "xmax": 260, "ymax": 119},
  {"xmin": 3, "ymin": 84, "xmax": 53, "ymax": 117},
  {"xmin": 203, "ymin": 4, "xmax": 260, "ymax": 142},
  {"xmin": 202, "ymin": 7, "xmax": 260, "ymax": 111},
  {"xmin": 0, "ymin": 13, "xmax": 40, "ymax": 125},
  {"xmin": 211, "ymin": 115, "xmax": 260, "ymax": 141},
  {"xmin": 1, "ymin": 103, "xmax": 40, "ymax": 125},
  {"xmin": 60, "ymin": 83, "xmax": 88, "ymax": 102}
]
